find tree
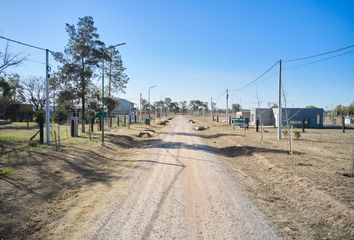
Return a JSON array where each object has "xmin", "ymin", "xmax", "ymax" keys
[
  {"xmin": 232, "ymin": 103, "xmax": 241, "ymax": 113},
  {"xmin": 179, "ymin": 101, "xmax": 188, "ymax": 114},
  {"xmin": 305, "ymin": 105, "xmax": 318, "ymax": 109},
  {"xmin": 170, "ymin": 102, "xmax": 180, "ymax": 113},
  {"xmin": 164, "ymin": 97, "xmax": 172, "ymax": 111},
  {"xmin": 106, "ymin": 46, "xmax": 129, "ymax": 96},
  {"xmin": 54, "ymin": 16, "xmax": 104, "ymax": 133},
  {"xmin": 21, "ymin": 76, "xmax": 46, "ymax": 111},
  {"xmin": 0, "ymin": 42, "xmax": 26, "ymax": 76},
  {"xmin": 335, "ymin": 104, "xmax": 347, "ymax": 116},
  {"xmin": 0, "ymin": 73, "xmax": 23, "ymax": 104},
  {"xmin": 103, "ymin": 96, "xmax": 119, "ymax": 116}
]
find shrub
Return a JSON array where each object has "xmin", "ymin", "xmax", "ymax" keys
[
  {"xmin": 283, "ymin": 129, "xmax": 288, "ymax": 138},
  {"xmin": 53, "ymin": 109, "xmax": 67, "ymax": 124},
  {"xmin": 0, "ymin": 167, "xmax": 13, "ymax": 176},
  {"xmin": 294, "ymin": 130, "xmax": 301, "ymax": 139}
]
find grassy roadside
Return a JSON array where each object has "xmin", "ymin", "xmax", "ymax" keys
[
  {"xmin": 0, "ymin": 119, "xmax": 167, "ymax": 239},
  {"xmin": 188, "ymin": 115, "xmax": 354, "ymax": 240}
]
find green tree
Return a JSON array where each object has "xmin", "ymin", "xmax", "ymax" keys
[
  {"xmin": 103, "ymin": 96, "xmax": 119, "ymax": 116},
  {"xmin": 232, "ymin": 103, "xmax": 241, "ymax": 113},
  {"xmin": 335, "ymin": 104, "xmax": 347, "ymax": 116},
  {"xmin": 179, "ymin": 101, "xmax": 188, "ymax": 114},
  {"xmin": 54, "ymin": 16, "xmax": 104, "ymax": 133},
  {"xmin": 106, "ymin": 46, "xmax": 129, "ymax": 96},
  {"xmin": 305, "ymin": 105, "xmax": 318, "ymax": 109},
  {"xmin": 170, "ymin": 102, "xmax": 180, "ymax": 113},
  {"xmin": 0, "ymin": 73, "xmax": 23, "ymax": 104}
]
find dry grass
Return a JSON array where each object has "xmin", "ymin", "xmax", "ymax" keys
[
  {"xmin": 0, "ymin": 119, "xmax": 167, "ymax": 239},
  {"xmin": 189, "ymin": 115, "xmax": 354, "ymax": 240}
]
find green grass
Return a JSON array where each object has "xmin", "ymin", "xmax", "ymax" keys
[
  {"xmin": 0, "ymin": 167, "xmax": 13, "ymax": 176},
  {"xmin": 11, "ymin": 122, "xmax": 36, "ymax": 125},
  {"xmin": 0, "ymin": 134, "xmax": 28, "ymax": 141}
]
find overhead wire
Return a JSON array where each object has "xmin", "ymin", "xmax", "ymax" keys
[
  {"xmin": 0, "ymin": 35, "xmax": 50, "ymax": 52},
  {"xmin": 283, "ymin": 49, "xmax": 354, "ymax": 70},
  {"xmin": 214, "ymin": 89, "xmax": 226, "ymax": 100},
  {"xmin": 231, "ymin": 61, "xmax": 279, "ymax": 92},
  {"xmin": 283, "ymin": 44, "xmax": 354, "ymax": 63}
]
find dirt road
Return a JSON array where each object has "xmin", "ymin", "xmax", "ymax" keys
[{"xmin": 64, "ymin": 116, "xmax": 280, "ymax": 239}]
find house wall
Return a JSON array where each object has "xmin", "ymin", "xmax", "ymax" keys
[
  {"xmin": 250, "ymin": 108, "xmax": 274, "ymax": 126},
  {"xmin": 273, "ymin": 108, "xmax": 324, "ymax": 128},
  {"xmin": 112, "ymin": 99, "xmax": 135, "ymax": 115}
]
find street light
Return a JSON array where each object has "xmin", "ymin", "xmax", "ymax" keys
[
  {"xmin": 101, "ymin": 42, "xmax": 126, "ymax": 147},
  {"xmin": 148, "ymin": 85, "xmax": 157, "ymax": 125}
]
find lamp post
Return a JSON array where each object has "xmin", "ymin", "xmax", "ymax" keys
[
  {"xmin": 101, "ymin": 42, "xmax": 126, "ymax": 146},
  {"xmin": 148, "ymin": 85, "xmax": 157, "ymax": 125}
]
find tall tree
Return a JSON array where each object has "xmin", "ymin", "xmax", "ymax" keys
[
  {"xmin": 179, "ymin": 101, "xmax": 188, "ymax": 114},
  {"xmin": 106, "ymin": 46, "xmax": 129, "ymax": 96},
  {"xmin": 21, "ymin": 76, "xmax": 46, "ymax": 111},
  {"xmin": 0, "ymin": 42, "xmax": 26, "ymax": 76},
  {"xmin": 232, "ymin": 103, "xmax": 241, "ymax": 113},
  {"xmin": 0, "ymin": 73, "xmax": 23, "ymax": 104},
  {"xmin": 54, "ymin": 16, "xmax": 104, "ymax": 133}
]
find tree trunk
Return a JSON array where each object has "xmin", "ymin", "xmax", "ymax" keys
[
  {"xmin": 81, "ymin": 91, "xmax": 86, "ymax": 133},
  {"xmin": 81, "ymin": 58, "xmax": 86, "ymax": 133}
]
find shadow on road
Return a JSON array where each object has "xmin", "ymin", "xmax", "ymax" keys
[{"xmin": 107, "ymin": 134, "xmax": 291, "ymax": 158}]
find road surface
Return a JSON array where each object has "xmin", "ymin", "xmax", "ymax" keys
[{"xmin": 85, "ymin": 116, "xmax": 280, "ymax": 239}]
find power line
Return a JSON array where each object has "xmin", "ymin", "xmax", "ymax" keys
[
  {"xmin": 214, "ymin": 90, "xmax": 226, "ymax": 100},
  {"xmin": 231, "ymin": 61, "xmax": 279, "ymax": 92},
  {"xmin": 283, "ymin": 49, "xmax": 354, "ymax": 70},
  {"xmin": 283, "ymin": 43, "xmax": 354, "ymax": 63},
  {"xmin": 0, "ymin": 35, "xmax": 49, "ymax": 52}
]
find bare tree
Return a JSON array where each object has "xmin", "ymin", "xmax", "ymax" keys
[
  {"xmin": 21, "ymin": 76, "xmax": 46, "ymax": 111},
  {"xmin": 0, "ymin": 42, "xmax": 26, "ymax": 75}
]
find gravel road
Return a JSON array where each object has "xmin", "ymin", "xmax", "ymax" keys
[{"xmin": 85, "ymin": 116, "xmax": 280, "ymax": 240}]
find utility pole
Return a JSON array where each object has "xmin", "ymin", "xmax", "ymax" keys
[
  {"xmin": 148, "ymin": 85, "xmax": 157, "ymax": 125},
  {"xmin": 101, "ymin": 56, "xmax": 105, "ymax": 146},
  {"xmin": 45, "ymin": 49, "xmax": 50, "ymax": 144},
  {"xmin": 139, "ymin": 93, "xmax": 142, "ymax": 123},
  {"xmin": 210, "ymin": 97, "xmax": 213, "ymax": 121},
  {"xmin": 226, "ymin": 89, "xmax": 229, "ymax": 125},
  {"xmin": 277, "ymin": 60, "xmax": 282, "ymax": 140}
]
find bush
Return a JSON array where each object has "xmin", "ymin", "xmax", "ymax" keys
[
  {"xmin": 33, "ymin": 110, "xmax": 45, "ymax": 125},
  {"xmin": 282, "ymin": 129, "xmax": 288, "ymax": 138},
  {"xmin": 294, "ymin": 130, "xmax": 301, "ymax": 139},
  {"xmin": 53, "ymin": 109, "xmax": 67, "ymax": 124},
  {"xmin": 0, "ymin": 167, "xmax": 13, "ymax": 176}
]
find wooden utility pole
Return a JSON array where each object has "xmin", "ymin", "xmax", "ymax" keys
[
  {"xmin": 226, "ymin": 89, "xmax": 229, "ymax": 125},
  {"xmin": 277, "ymin": 60, "xmax": 282, "ymax": 140},
  {"xmin": 139, "ymin": 93, "xmax": 142, "ymax": 123}
]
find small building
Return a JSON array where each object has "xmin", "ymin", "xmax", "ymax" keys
[
  {"xmin": 112, "ymin": 99, "xmax": 135, "ymax": 115},
  {"xmin": 250, "ymin": 108, "xmax": 274, "ymax": 126},
  {"xmin": 235, "ymin": 110, "xmax": 251, "ymax": 119},
  {"xmin": 250, "ymin": 107, "xmax": 324, "ymax": 128},
  {"xmin": 345, "ymin": 116, "xmax": 354, "ymax": 125},
  {"xmin": 0, "ymin": 103, "xmax": 33, "ymax": 122}
]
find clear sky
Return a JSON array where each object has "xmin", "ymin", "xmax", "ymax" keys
[{"xmin": 0, "ymin": 0, "xmax": 353, "ymax": 109}]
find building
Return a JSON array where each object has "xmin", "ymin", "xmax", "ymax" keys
[
  {"xmin": 235, "ymin": 110, "xmax": 251, "ymax": 119},
  {"xmin": 250, "ymin": 108, "xmax": 274, "ymax": 126},
  {"xmin": 0, "ymin": 103, "xmax": 33, "ymax": 122},
  {"xmin": 250, "ymin": 107, "xmax": 324, "ymax": 128},
  {"xmin": 112, "ymin": 99, "xmax": 135, "ymax": 115}
]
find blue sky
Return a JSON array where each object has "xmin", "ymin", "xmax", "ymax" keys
[{"xmin": 0, "ymin": 0, "xmax": 353, "ymax": 109}]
